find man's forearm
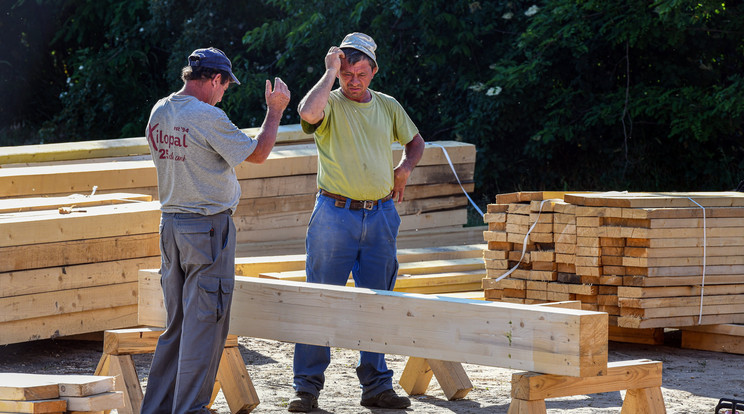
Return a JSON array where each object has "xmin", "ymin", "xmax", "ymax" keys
[
  {"xmin": 297, "ymin": 69, "xmax": 337, "ymax": 124},
  {"xmin": 246, "ymin": 107, "xmax": 284, "ymax": 163},
  {"xmin": 397, "ymin": 134, "xmax": 425, "ymax": 171}
]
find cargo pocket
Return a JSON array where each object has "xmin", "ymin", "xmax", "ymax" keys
[
  {"xmin": 197, "ymin": 275, "xmax": 234, "ymax": 322},
  {"xmin": 176, "ymin": 221, "xmax": 214, "ymax": 264}
]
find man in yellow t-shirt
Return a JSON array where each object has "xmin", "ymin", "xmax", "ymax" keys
[{"xmin": 289, "ymin": 32, "xmax": 425, "ymax": 412}]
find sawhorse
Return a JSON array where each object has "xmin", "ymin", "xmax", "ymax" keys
[
  {"xmin": 508, "ymin": 359, "xmax": 665, "ymax": 413},
  {"xmin": 94, "ymin": 327, "xmax": 258, "ymax": 414}
]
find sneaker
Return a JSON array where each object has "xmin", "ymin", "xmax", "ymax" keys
[
  {"xmin": 360, "ymin": 389, "xmax": 411, "ymax": 409},
  {"xmin": 288, "ymin": 391, "xmax": 318, "ymax": 412}
]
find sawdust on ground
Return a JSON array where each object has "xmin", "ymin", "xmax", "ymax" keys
[{"xmin": 1, "ymin": 330, "xmax": 742, "ymax": 413}]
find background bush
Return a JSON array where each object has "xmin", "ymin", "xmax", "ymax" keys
[{"xmin": 2, "ymin": 0, "xmax": 742, "ymax": 205}]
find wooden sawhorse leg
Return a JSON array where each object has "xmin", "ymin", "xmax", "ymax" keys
[
  {"xmin": 95, "ymin": 328, "xmax": 258, "ymax": 414},
  {"xmin": 507, "ymin": 359, "xmax": 666, "ymax": 414},
  {"xmin": 399, "ymin": 357, "xmax": 473, "ymax": 400}
]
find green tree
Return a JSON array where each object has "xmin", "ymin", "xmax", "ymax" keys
[
  {"xmin": 40, "ymin": 0, "xmax": 280, "ymax": 141},
  {"xmin": 4, "ymin": 0, "xmax": 743, "ymax": 200},
  {"xmin": 476, "ymin": 0, "xmax": 744, "ymax": 194}
]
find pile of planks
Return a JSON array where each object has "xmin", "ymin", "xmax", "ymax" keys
[
  {"xmin": 0, "ymin": 139, "xmax": 476, "ymax": 249},
  {"xmin": 0, "ymin": 129, "xmax": 480, "ymax": 345},
  {"xmin": 0, "ymin": 194, "xmax": 161, "ymax": 346},
  {"xmin": 482, "ymin": 191, "xmax": 744, "ymax": 330},
  {"xmin": 234, "ymin": 244, "xmax": 488, "ymax": 296},
  {"xmin": 0, "ymin": 373, "xmax": 123, "ymax": 413}
]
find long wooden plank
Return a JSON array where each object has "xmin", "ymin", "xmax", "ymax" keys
[
  {"xmin": 0, "ymin": 202, "xmax": 160, "ymax": 248},
  {"xmin": 0, "ymin": 375, "xmax": 59, "ymax": 401},
  {"xmin": 618, "ymin": 284, "xmax": 744, "ymax": 299},
  {"xmin": 625, "ymin": 264, "xmax": 744, "ymax": 277},
  {"xmin": 619, "ymin": 294, "xmax": 744, "ymax": 309},
  {"xmin": 1, "ymin": 140, "xmax": 475, "ymax": 197},
  {"xmin": 234, "ymin": 209, "xmax": 468, "ymax": 244},
  {"xmin": 259, "ymin": 258, "xmax": 484, "ymax": 281},
  {"xmin": 62, "ymin": 391, "xmax": 124, "ymax": 411},
  {"xmin": 598, "ymin": 225, "xmax": 744, "ymax": 239},
  {"xmin": 0, "ymin": 305, "xmax": 137, "ymax": 346},
  {"xmin": 623, "ymin": 274, "xmax": 744, "ymax": 287},
  {"xmin": 234, "ymin": 244, "xmax": 486, "ymax": 277},
  {"xmin": 103, "ymin": 328, "xmax": 239, "ymax": 355},
  {"xmin": 618, "ymin": 312, "xmax": 744, "ymax": 329},
  {"xmin": 138, "ymin": 270, "xmax": 608, "ymax": 377},
  {"xmin": 1, "ymin": 257, "xmax": 159, "ymax": 297},
  {"xmin": 0, "ymin": 233, "xmax": 159, "ymax": 273},
  {"xmin": 510, "ymin": 359, "xmax": 662, "ymax": 400},
  {"xmin": 624, "ymin": 245, "xmax": 743, "ymax": 258},
  {"xmin": 624, "ymin": 255, "xmax": 744, "ymax": 267},
  {"xmin": 0, "ymin": 397, "xmax": 66, "ymax": 413},
  {"xmin": 681, "ymin": 327, "xmax": 744, "ymax": 355},
  {"xmin": 0, "ymin": 124, "xmax": 311, "ymax": 165},
  {"xmin": 1, "ymin": 282, "xmax": 138, "ymax": 323},
  {"xmin": 0, "ymin": 193, "xmax": 152, "ymax": 213},
  {"xmin": 0, "ymin": 374, "xmax": 115, "ymax": 398},
  {"xmin": 565, "ymin": 192, "xmax": 744, "ymax": 208}
]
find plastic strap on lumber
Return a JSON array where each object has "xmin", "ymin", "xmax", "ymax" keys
[{"xmin": 428, "ymin": 142, "xmax": 483, "ymax": 217}]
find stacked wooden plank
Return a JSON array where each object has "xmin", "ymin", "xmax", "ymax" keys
[
  {"xmin": 0, "ymin": 195, "xmax": 161, "ymax": 346},
  {"xmin": 0, "ymin": 124, "xmax": 313, "ymax": 166},
  {"xmin": 0, "ymin": 373, "xmax": 123, "ymax": 413},
  {"xmin": 681, "ymin": 323, "xmax": 744, "ymax": 355},
  {"xmin": 481, "ymin": 192, "xmax": 570, "ymax": 304},
  {"xmin": 482, "ymin": 191, "xmax": 744, "ymax": 330},
  {"xmin": 1, "ymin": 131, "xmax": 480, "ymax": 345},
  {"xmin": 235, "ymin": 244, "xmax": 487, "ymax": 295},
  {"xmin": 0, "ymin": 140, "xmax": 476, "ymax": 247}
]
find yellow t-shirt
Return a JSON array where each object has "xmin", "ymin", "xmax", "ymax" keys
[{"xmin": 301, "ymin": 89, "xmax": 419, "ymax": 200}]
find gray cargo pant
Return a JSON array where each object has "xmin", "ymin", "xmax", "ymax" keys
[{"xmin": 141, "ymin": 210, "xmax": 236, "ymax": 414}]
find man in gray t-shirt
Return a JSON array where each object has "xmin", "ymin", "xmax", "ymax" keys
[{"xmin": 141, "ymin": 47, "xmax": 290, "ymax": 414}]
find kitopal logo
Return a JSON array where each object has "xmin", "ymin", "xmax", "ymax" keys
[{"xmin": 147, "ymin": 123, "xmax": 189, "ymax": 161}]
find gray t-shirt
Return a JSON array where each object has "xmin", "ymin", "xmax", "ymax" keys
[{"xmin": 146, "ymin": 93, "xmax": 257, "ymax": 215}]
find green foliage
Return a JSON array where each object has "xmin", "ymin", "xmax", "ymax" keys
[
  {"xmin": 3, "ymin": 0, "xmax": 743, "ymax": 198},
  {"xmin": 475, "ymin": 0, "xmax": 744, "ymax": 193}
]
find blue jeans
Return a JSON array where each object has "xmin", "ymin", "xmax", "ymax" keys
[{"xmin": 293, "ymin": 192, "xmax": 401, "ymax": 400}]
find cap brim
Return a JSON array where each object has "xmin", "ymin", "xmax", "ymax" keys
[{"xmin": 229, "ymin": 72, "xmax": 240, "ymax": 85}]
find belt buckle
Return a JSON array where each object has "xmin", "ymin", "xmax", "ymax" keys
[{"xmin": 362, "ymin": 200, "xmax": 374, "ymax": 210}]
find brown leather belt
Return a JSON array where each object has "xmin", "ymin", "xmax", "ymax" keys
[{"xmin": 320, "ymin": 189, "xmax": 393, "ymax": 210}]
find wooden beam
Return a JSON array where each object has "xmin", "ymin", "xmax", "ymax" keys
[
  {"xmin": 0, "ymin": 193, "xmax": 152, "ymax": 213},
  {"xmin": 510, "ymin": 359, "xmax": 662, "ymax": 400},
  {"xmin": 0, "ymin": 140, "xmax": 475, "ymax": 197},
  {"xmin": 0, "ymin": 124, "xmax": 311, "ymax": 165},
  {"xmin": 0, "ymin": 201, "xmax": 160, "ymax": 248},
  {"xmin": 0, "ymin": 305, "xmax": 137, "ymax": 346},
  {"xmin": 139, "ymin": 270, "xmax": 608, "ymax": 377}
]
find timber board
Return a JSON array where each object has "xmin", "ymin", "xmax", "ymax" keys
[{"xmin": 139, "ymin": 270, "xmax": 609, "ymax": 377}]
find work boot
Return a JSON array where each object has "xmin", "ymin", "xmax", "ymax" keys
[
  {"xmin": 360, "ymin": 389, "xmax": 411, "ymax": 409},
  {"xmin": 287, "ymin": 391, "xmax": 318, "ymax": 412}
]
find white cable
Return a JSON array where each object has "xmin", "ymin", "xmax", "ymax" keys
[
  {"xmin": 428, "ymin": 143, "xmax": 484, "ymax": 218},
  {"xmin": 686, "ymin": 197, "xmax": 707, "ymax": 325},
  {"xmin": 490, "ymin": 199, "xmax": 550, "ymax": 283}
]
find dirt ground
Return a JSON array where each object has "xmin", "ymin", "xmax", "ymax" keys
[{"xmin": 1, "ymin": 330, "xmax": 743, "ymax": 413}]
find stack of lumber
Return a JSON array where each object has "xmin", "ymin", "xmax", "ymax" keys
[
  {"xmin": 234, "ymin": 244, "xmax": 487, "ymax": 296},
  {"xmin": 482, "ymin": 191, "xmax": 744, "ymax": 331},
  {"xmin": 0, "ymin": 129, "xmax": 481, "ymax": 345},
  {"xmin": 681, "ymin": 323, "xmax": 744, "ymax": 355},
  {"xmin": 0, "ymin": 124, "xmax": 313, "ymax": 167},
  {"xmin": 0, "ymin": 194, "xmax": 161, "ymax": 346},
  {"xmin": 0, "ymin": 139, "xmax": 476, "ymax": 247},
  {"xmin": 0, "ymin": 373, "xmax": 123, "ymax": 413}
]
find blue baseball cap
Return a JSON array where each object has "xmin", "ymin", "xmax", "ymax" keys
[{"xmin": 187, "ymin": 47, "xmax": 240, "ymax": 85}]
